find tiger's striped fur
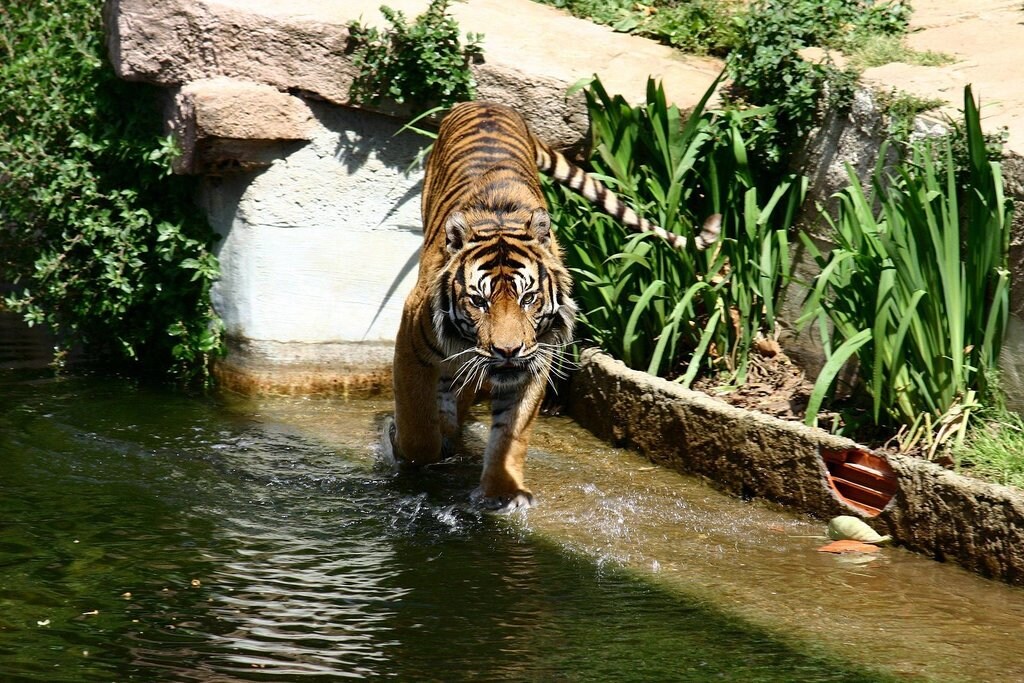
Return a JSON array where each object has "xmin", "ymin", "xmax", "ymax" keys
[
  {"xmin": 534, "ymin": 139, "xmax": 720, "ymax": 251},
  {"xmin": 390, "ymin": 101, "xmax": 719, "ymax": 512}
]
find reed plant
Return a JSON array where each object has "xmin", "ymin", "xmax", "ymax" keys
[
  {"xmin": 546, "ymin": 75, "xmax": 805, "ymax": 385},
  {"xmin": 800, "ymin": 86, "xmax": 1011, "ymax": 448}
]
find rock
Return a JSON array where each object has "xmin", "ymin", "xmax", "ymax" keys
[
  {"xmin": 169, "ymin": 77, "xmax": 316, "ymax": 175},
  {"xmin": 104, "ymin": 0, "xmax": 722, "ymax": 149},
  {"xmin": 104, "ymin": 0, "xmax": 356, "ymax": 104}
]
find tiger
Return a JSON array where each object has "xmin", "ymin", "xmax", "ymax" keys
[{"xmin": 389, "ymin": 101, "xmax": 720, "ymax": 512}]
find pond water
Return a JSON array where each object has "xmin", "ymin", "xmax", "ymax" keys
[{"xmin": 4, "ymin": 316, "xmax": 1024, "ymax": 681}]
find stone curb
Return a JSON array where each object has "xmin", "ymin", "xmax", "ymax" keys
[
  {"xmin": 568, "ymin": 347, "xmax": 1024, "ymax": 586},
  {"xmin": 213, "ymin": 338, "xmax": 395, "ymax": 398}
]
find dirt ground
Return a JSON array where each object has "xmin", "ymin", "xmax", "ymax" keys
[
  {"xmin": 861, "ymin": 0, "xmax": 1024, "ymax": 155},
  {"xmin": 692, "ymin": 353, "xmax": 813, "ymax": 422}
]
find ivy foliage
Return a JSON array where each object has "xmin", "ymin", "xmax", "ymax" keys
[
  {"xmin": 347, "ymin": 0, "xmax": 484, "ymax": 111},
  {"xmin": 0, "ymin": 0, "xmax": 222, "ymax": 383}
]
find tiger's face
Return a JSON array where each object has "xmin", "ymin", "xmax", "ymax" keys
[{"xmin": 432, "ymin": 207, "xmax": 576, "ymax": 392}]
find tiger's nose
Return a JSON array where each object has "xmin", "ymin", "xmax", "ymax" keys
[{"xmin": 491, "ymin": 343, "xmax": 523, "ymax": 360}]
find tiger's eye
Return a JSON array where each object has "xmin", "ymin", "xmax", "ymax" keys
[
  {"xmin": 520, "ymin": 292, "xmax": 537, "ymax": 307},
  {"xmin": 469, "ymin": 294, "xmax": 488, "ymax": 309}
]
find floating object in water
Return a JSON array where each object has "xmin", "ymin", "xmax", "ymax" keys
[
  {"xmin": 827, "ymin": 515, "xmax": 892, "ymax": 544},
  {"xmin": 817, "ymin": 539, "xmax": 881, "ymax": 554}
]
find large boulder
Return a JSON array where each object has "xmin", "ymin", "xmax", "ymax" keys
[{"xmin": 104, "ymin": 0, "xmax": 723, "ymax": 151}]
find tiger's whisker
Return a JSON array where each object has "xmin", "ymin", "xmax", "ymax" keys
[
  {"xmin": 443, "ymin": 346, "xmax": 478, "ymax": 364},
  {"xmin": 454, "ymin": 357, "xmax": 485, "ymax": 396}
]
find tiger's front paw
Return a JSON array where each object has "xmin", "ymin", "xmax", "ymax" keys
[{"xmin": 471, "ymin": 486, "xmax": 536, "ymax": 514}]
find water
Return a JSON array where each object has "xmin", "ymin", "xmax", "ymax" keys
[{"xmin": 4, "ymin": 316, "xmax": 1024, "ymax": 681}]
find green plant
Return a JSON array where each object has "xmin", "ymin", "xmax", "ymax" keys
[
  {"xmin": 726, "ymin": 0, "xmax": 910, "ymax": 169},
  {"xmin": 800, "ymin": 87, "xmax": 1011, "ymax": 446},
  {"xmin": 535, "ymin": 0, "xmax": 638, "ymax": 29},
  {"xmin": 544, "ymin": 78, "xmax": 718, "ymax": 378},
  {"xmin": 534, "ymin": 0, "xmax": 743, "ymax": 55},
  {"xmin": 954, "ymin": 410, "xmax": 1024, "ymax": 489},
  {"xmin": 644, "ymin": 1, "xmax": 742, "ymax": 55},
  {"xmin": 0, "ymin": 0, "xmax": 222, "ymax": 382},
  {"xmin": 879, "ymin": 89, "xmax": 945, "ymax": 143},
  {"xmin": 845, "ymin": 34, "xmax": 953, "ymax": 71},
  {"xmin": 347, "ymin": 0, "xmax": 483, "ymax": 111},
  {"xmin": 546, "ymin": 75, "xmax": 804, "ymax": 385}
]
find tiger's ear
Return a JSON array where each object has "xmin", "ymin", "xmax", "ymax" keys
[
  {"xmin": 529, "ymin": 208, "xmax": 551, "ymax": 244},
  {"xmin": 445, "ymin": 211, "xmax": 469, "ymax": 253}
]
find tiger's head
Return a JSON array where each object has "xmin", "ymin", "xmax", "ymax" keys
[{"xmin": 432, "ymin": 206, "xmax": 576, "ymax": 392}]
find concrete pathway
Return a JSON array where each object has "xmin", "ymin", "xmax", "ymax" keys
[{"xmin": 860, "ymin": 0, "xmax": 1024, "ymax": 152}]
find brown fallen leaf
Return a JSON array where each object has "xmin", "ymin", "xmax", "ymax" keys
[
  {"xmin": 754, "ymin": 335, "xmax": 783, "ymax": 358},
  {"xmin": 817, "ymin": 539, "xmax": 880, "ymax": 554}
]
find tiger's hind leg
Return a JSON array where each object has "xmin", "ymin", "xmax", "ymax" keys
[
  {"xmin": 438, "ymin": 375, "xmax": 481, "ymax": 458},
  {"xmin": 392, "ymin": 316, "xmax": 444, "ymax": 466}
]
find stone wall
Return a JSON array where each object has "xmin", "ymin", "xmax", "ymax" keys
[{"xmin": 198, "ymin": 102, "xmax": 425, "ymax": 394}]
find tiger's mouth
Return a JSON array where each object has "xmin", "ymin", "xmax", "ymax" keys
[{"xmin": 485, "ymin": 359, "xmax": 532, "ymax": 383}]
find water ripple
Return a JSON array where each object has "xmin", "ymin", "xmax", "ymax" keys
[{"xmin": 6, "ymin": 368, "xmax": 1024, "ymax": 681}]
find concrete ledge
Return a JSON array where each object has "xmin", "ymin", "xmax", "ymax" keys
[
  {"xmin": 568, "ymin": 348, "xmax": 1024, "ymax": 586},
  {"xmin": 214, "ymin": 338, "xmax": 393, "ymax": 397}
]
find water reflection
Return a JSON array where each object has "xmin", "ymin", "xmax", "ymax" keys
[{"xmin": 203, "ymin": 529, "xmax": 403, "ymax": 677}]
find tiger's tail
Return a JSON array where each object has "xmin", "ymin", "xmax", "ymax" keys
[{"xmin": 533, "ymin": 137, "xmax": 721, "ymax": 251}]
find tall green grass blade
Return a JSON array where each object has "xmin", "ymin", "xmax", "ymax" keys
[
  {"xmin": 622, "ymin": 279, "xmax": 666, "ymax": 367},
  {"xmin": 804, "ymin": 329, "xmax": 872, "ymax": 427},
  {"xmin": 646, "ymin": 280, "xmax": 712, "ymax": 375},
  {"xmin": 680, "ymin": 307, "xmax": 723, "ymax": 389}
]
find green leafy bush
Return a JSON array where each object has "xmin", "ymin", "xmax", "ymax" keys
[
  {"xmin": 546, "ymin": 75, "xmax": 804, "ymax": 384},
  {"xmin": 0, "ymin": 1, "xmax": 222, "ymax": 382},
  {"xmin": 534, "ymin": 0, "xmax": 742, "ymax": 55},
  {"xmin": 347, "ymin": 0, "xmax": 483, "ymax": 110},
  {"xmin": 643, "ymin": 1, "xmax": 742, "ymax": 55},
  {"xmin": 727, "ymin": 0, "xmax": 909, "ymax": 168},
  {"xmin": 800, "ymin": 87, "xmax": 1011, "ymax": 445}
]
